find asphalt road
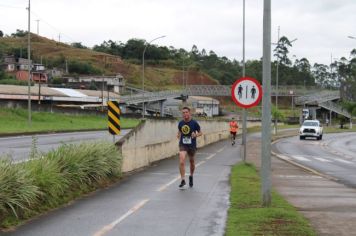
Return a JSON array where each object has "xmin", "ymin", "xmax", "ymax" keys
[
  {"xmin": 273, "ymin": 132, "xmax": 356, "ymax": 187},
  {"xmin": 0, "ymin": 130, "xmax": 130, "ymax": 162},
  {"xmin": 2, "ymin": 139, "xmax": 241, "ymax": 236}
]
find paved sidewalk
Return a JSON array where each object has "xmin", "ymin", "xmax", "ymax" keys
[{"xmin": 247, "ymin": 136, "xmax": 356, "ymax": 236}]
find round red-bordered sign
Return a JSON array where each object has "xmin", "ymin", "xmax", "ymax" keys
[{"xmin": 231, "ymin": 77, "xmax": 262, "ymax": 108}]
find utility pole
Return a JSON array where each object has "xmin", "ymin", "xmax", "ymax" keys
[
  {"xmin": 36, "ymin": 19, "xmax": 39, "ymax": 35},
  {"xmin": 274, "ymin": 26, "xmax": 280, "ymax": 134},
  {"xmin": 38, "ymin": 74, "xmax": 41, "ymax": 106},
  {"xmin": 101, "ymin": 77, "xmax": 104, "ymax": 112},
  {"xmin": 242, "ymin": 0, "xmax": 247, "ymax": 162},
  {"xmin": 261, "ymin": 0, "xmax": 272, "ymax": 207},
  {"xmin": 27, "ymin": 0, "xmax": 32, "ymax": 125},
  {"xmin": 65, "ymin": 59, "xmax": 68, "ymax": 74},
  {"xmin": 58, "ymin": 33, "xmax": 61, "ymax": 43}
]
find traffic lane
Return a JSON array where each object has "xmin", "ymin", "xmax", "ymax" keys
[
  {"xmin": 3, "ymin": 139, "xmax": 241, "ymax": 236},
  {"xmin": 109, "ymin": 143, "xmax": 238, "ymax": 236},
  {"xmin": 0, "ymin": 130, "xmax": 130, "ymax": 162},
  {"xmin": 273, "ymin": 133, "xmax": 356, "ymax": 187},
  {"xmin": 323, "ymin": 132, "xmax": 356, "ymax": 160}
]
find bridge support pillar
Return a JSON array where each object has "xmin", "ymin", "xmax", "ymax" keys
[
  {"xmin": 329, "ymin": 110, "xmax": 332, "ymax": 126},
  {"xmin": 350, "ymin": 118, "xmax": 353, "ymax": 129},
  {"xmin": 159, "ymin": 100, "xmax": 165, "ymax": 117},
  {"xmin": 143, "ymin": 103, "xmax": 147, "ymax": 116}
]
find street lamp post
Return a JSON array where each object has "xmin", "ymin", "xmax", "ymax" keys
[
  {"xmin": 242, "ymin": 0, "xmax": 247, "ymax": 162},
  {"xmin": 142, "ymin": 35, "xmax": 166, "ymax": 118},
  {"xmin": 346, "ymin": 35, "xmax": 355, "ymax": 128},
  {"xmin": 27, "ymin": 0, "xmax": 32, "ymax": 125},
  {"xmin": 274, "ymin": 26, "xmax": 280, "ymax": 135}
]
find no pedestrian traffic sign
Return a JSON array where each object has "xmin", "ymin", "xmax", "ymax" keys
[{"xmin": 231, "ymin": 77, "xmax": 262, "ymax": 109}]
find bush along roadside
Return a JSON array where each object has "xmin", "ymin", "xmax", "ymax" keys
[
  {"xmin": 0, "ymin": 141, "xmax": 122, "ymax": 230},
  {"xmin": 225, "ymin": 163, "xmax": 316, "ymax": 236}
]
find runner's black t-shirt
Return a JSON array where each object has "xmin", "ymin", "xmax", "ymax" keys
[{"xmin": 178, "ymin": 119, "xmax": 201, "ymax": 148}]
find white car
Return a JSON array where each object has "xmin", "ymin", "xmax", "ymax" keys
[{"xmin": 299, "ymin": 120, "xmax": 323, "ymax": 140}]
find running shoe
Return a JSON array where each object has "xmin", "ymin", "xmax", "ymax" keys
[
  {"xmin": 179, "ymin": 179, "xmax": 186, "ymax": 188},
  {"xmin": 189, "ymin": 176, "xmax": 193, "ymax": 187}
]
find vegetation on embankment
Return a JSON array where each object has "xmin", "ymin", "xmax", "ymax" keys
[
  {"xmin": 0, "ymin": 141, "xmax": 121, "ymax": 230},
  {"xmin": 0, "ymin": 108, "xmax": 139, "ymax": 135},
  {"xmin": 225, "ymin": 163, "xmax": 316, "ymax": 236}
]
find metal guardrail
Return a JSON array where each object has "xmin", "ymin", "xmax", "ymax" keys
[
  {"xmin": 185, "ymin": 85, "xmax": 329, "ymax": 96},
  {"xmin": 121, "ymin": 86, "xmax": 344, "ymax": 118},
  {"xmin": 320, "ymin": 101, "xmax": 351, "ymax": 118},
  {"xmin": 295, "ymin": 91, "xmax": 340, "ymax": 105},
  {"xmin": 120, "ymin": 90, "xmax": 185, "ymax": 105},
  {"xmin": 123, "ymin": 85, "xmax": 328, "ymax": 98}
]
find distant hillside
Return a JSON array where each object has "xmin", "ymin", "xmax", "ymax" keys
[{"xmin": 0, "ymin": 34, "xmax": 218, "ymax": 90}]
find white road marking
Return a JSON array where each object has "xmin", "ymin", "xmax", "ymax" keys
[
  {"xmin": 157, "ymin": 175, "xmax": 181, "ymax": 192},
  {"xmin": 206, "ymin": 153, "xmax": 216, "ymax": 160},
  {"xmin": 217, "ymin": 146, "xmax": 225, "ymax": 153},
  {"xmin": 93, "ymin": 199, "xmax": 149, "ymax": 236},
  {"xmin": 334, "ymin": 159, "xmax": 353, "ymax": 164},
  {"xmin": 196, "ymin": 160, "xmax": 206, "ymax": 167},
  {"xmin": 276, "ymin": 175, "xmax": 322, "ymax": 179},
  {"xmin": 291, "ymin": 156, "xmax": 311, "ymax": 162},
  {"xmin": 196, "ymin": 152, "xmax": 215, "ymax": 155},
  {"xmin": 314, "ymin": 157, "xmax": 332, "ymax": 163},
  {"xmin": 157, "ymin": 154, "xmax": 213, "ymax": 192}
]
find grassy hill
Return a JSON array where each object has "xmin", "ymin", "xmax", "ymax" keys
[{"xmin": 0, "ymin": 34, "xmax": 219, "ymax": 91}]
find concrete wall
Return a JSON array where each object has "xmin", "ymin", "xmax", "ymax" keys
[{"xmin": 117, "ymin": 119, "xmax": 260, "ymax": 173}]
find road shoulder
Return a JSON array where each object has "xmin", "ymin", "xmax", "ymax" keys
[{"xmin": 248, "ymin": 137, "xmax": 356, "ymax": 236}]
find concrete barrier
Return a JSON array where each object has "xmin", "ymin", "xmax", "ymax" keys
[{"xmin": 117, "ymin": 118, "xmax": 260, "ymax": 173}]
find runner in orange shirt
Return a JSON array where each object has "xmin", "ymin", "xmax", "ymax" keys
[{"xmin": 229, "ymin": 117, "xmax": 239, "ymax": 145}]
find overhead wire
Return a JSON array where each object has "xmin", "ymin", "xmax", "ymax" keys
[
  {"xmin": 0, "ymin": 2, "xmax": 78, "ymax": 43},
  {"xmin": 30, "ymin": 10, "xmax": 77, "ymax": 43}
]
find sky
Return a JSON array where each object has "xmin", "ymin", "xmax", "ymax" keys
[{"xmin": 1, "ymin": 0, "xmax": 356, "ymax": 65}]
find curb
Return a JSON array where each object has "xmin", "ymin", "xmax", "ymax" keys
[
  {"xmin": 271, "ymin": 134, "xmax": 339, "ymax": 182},
  {"xmin": 0, "ymin": 128, "xmax": 107, "ymax": 138}
]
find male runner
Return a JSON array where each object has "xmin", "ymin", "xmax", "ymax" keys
[
  {"xmin": 177, "ymin": 107, "xmax": 202, "ymax": 188},
  {"xmin": 229, "ymin": 117, "xmax": 238, "ymax": 145}
]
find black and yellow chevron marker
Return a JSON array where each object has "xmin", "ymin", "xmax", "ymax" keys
[{"xmin": 108, "ymin": 101, "xmax": 121, "ymax": 135}]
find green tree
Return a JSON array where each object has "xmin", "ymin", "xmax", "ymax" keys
[
  {"xmin": 273, "ymin": 36, "xmax": 294, "ymax": 66},
  {"xmin": 337, "ymin": 49, "xmax": 356, "ymax": 101},
  {"xmin": 71, "ymin": 42, "xmax": 88, "ymax": 49},
  {"xmin": 11, "ymin": 29, "xmax": 27, "ymax": 37},
  {"xmin": 68, "ymin": 61, "xmax": 102, "ymax": 75},
  {"xmin": 0, "ymin": 30, "xmax": 3, "ymax": 37},
  {"xmin": 313, "ymin": 63, "xmax": 330, "ymax": 87}
]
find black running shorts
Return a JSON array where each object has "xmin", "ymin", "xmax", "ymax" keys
[{"xmin": 179, "ymin": 145, "xmax": 197, "ymax": 157}]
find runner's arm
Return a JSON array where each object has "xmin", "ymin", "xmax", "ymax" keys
[{"xmin": 191, "ymin": 130, "xmax": 202, "ymax": 138}]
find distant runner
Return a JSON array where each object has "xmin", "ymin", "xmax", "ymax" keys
[
  {"xmin": 177, "ymin": 107, "xmax": 202, "ymax": 188},
  {"xmin": 229, "ymin": 117, "xmax": 239, "ymax": 145}
]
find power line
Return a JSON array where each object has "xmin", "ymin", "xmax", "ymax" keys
[
  {"xmin": 0, "ymin": 3, "xmax": 24, "ymax": 9},
  {"xmin": 30, "ymin": 10, "xmax": 77, "ymax": 42},
  {"xmin": 0, "ymin": 3, "xmax": 77, "ymax": 43}
]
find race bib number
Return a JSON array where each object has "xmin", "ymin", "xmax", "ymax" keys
[{"xmin": 182, "ymin": 136, "xmax": 192, "ymax": 144}]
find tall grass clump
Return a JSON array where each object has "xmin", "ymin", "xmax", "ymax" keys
[
  {"xmin": 0, "ymin": 141, "xmax": 121, "ymax": 229},
  {"xmin": 0, "ymin": 159, "xmax": 40, "ymax": 223}
]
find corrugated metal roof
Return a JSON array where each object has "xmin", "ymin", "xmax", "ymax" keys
[{"xmin": 51, "ymin": 88, "xmax": 88, "ymax": 97}]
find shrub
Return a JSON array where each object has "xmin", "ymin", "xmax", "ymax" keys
[
  {"xmin": 0, "ymin": 141, "xmax": 121, "ymax": 229},
  {"xmin": 0, "ymin": 159, "xmax": 40, "ymax": 221}
]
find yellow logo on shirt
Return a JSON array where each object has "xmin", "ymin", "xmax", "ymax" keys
[{"xmin": 181, "ymin": 125, "xmax": 190, "ymax": 135}]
